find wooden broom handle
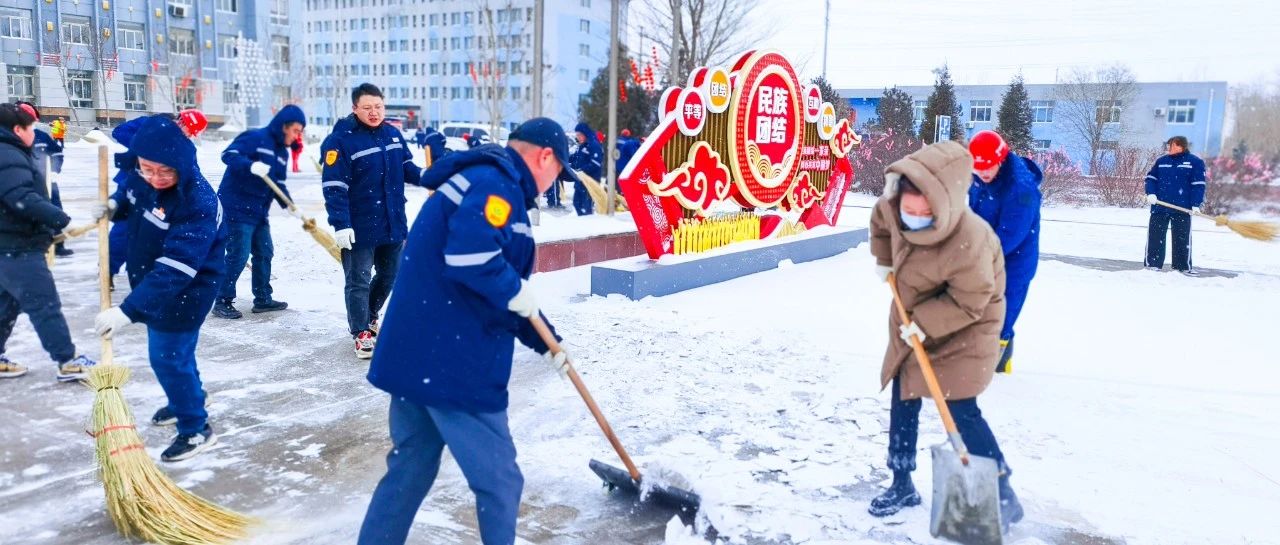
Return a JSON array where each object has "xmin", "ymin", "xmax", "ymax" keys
[
  {"xmin": 255, "ymin": 172, "xmax": 299, "ymax": 215},
  {"xmin": 97, "ymin": 146, "xmax": 113, "ymax": 366},
  {"xmin": 887, "ymin": 274, "xmax": 969, "ymax": 465},
  {"xmin": 1154, "ymin": 199, "xmax": 1212, "ymax": 220},
  {"xmin": 528, "ymin": 314, "xmax": 642, "ymax": 482}
]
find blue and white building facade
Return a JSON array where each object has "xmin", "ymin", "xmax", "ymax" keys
[
  {"xmin": 298, "ymin": 0, "xmax": 622, "ymax": 135},
  {"xmin": 840, "ymin": 81, "xmax": 1229, "ymax": 172},
  {"xmin": 1, "ymin": 0, "xmax": 294, "ymax": 128}
]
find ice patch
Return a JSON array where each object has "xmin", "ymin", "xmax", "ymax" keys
[
  {"xmin": 21, "ymin": 465, "xmax": 50, "ymax": 478},
  {"xmin": 294, "ymin": 443, "xmax": 325, "ymax": 457}
]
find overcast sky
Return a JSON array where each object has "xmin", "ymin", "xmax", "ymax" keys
[{"xmin": 714, "ymin": 0, "xmax": 1280, "ymax": 90}]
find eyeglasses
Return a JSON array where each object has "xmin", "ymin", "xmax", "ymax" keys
[{"xmin": 136, "ymin": 167, "xmax": 178, "ymax": 182}]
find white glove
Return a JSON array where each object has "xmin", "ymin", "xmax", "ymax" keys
[
  {"xmin": 334, "ymin": 228, "xmax": 355, "ymax": 250},
  {"xmin": 90, "ymin": 199, "xmax": 117, "ymax": 220},
  {"xmin": 250, "ymin": 162, "xmax": 272, "ymax": 177},
  {"xmin": 507, "ymin": 279, "xmax": 539, "ymax": 318},
  {"xmin": 95, "ymin": 307, "xmax": 133, "ymax": 339},
  {"xmin": 1145, "ymin": 194, "xmax": 1158, "ymax": 205},
  {"xmin": 544, "ymin": 350, "xmax": 570, "ymax": 378},
  {"xmin": 898, "ymin": 321, "xmax": 927, "ymax": 346},
  {"xmin": 1191, "ymin": 207, "xmax": 1201, "ymax": 215},
  {"xmin": 875, "ymin": 265, "xmax": 893, "ymax": 283}
]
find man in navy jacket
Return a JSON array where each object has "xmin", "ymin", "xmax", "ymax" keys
[
  {"xmin": 93, "ymin": 115, "xmax": 228, "ymax": 462},
  {"xmin": 1144, "ymin": 136, "xmax": 1206, "ymax": 275},
  {"xmin": 968, "ymin": 130, "xmax": 1042, "ymax": 373},
  {"xmin": 358, "ymin": 118, "xmax": 569, "ymax": 545},
  {"xmin": 16, "ymin": 102, "xmax": 71, "ymax": 257},
  {"xmin": 321, "ymin": 84, "xmax": 424, "ymax": 358},
  {"xmin": 569, "ymin": 121, "xmax": 603, "ymax": 216},
  {"xmin": 212, "ymin": 104, "xmax": 305, "ymax": 319}
]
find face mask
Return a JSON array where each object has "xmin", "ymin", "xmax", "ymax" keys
[{"xmin": 900, "ymin": 209, "xmax": 934, "ymax": 231}]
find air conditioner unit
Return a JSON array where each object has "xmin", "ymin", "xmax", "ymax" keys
[
  {"xmin": 1153, "ymin": 107, "xmax": 1165, "ymax": 118},
  {"xmin": 167, "ymin": 3, "xmax": 189, "ymax": 18},
  {"xmin": 965, "ymin": 121, "xmax": 976, "ymax": 129}
]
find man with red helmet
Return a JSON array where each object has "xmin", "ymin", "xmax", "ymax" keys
[{"xmin": 968, "ymin": 130, "xmax": 1042, "ymax": 374}]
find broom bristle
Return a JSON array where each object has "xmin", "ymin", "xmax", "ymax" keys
[
  {"xmin": 1226, "ymin": 219, "xmax": 1279, "ymax": 242},
  {"xmin": 89, "ymin": 364, "xmax": 252, "ymax": 544}
]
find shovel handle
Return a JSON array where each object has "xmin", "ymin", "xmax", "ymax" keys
[
  {"xmin": 887, "ymin": 274, "xmax": 970, "ymax": 465},
  {"xmin": 528, "ymin": 315, "xmax": 643, "ymax": 482},
  {"xmin": 96, "ymin": 146, "xmax": 114, "ymax": 366}
]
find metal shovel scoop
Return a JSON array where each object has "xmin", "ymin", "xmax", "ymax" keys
[{"xmin": 889, "ymin": 275, "xmax": 1003, "ymax": 545}]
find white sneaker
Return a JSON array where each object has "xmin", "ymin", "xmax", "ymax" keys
[{"xmin": 355, "ymin": 330, "xmax": 376, "ymax": 360}]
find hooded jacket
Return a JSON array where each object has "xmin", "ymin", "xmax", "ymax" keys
[
  {"xmin": 968, "ymin": 151, "xmax": 1041, "ymax": 299},
  {"xmin": 1144, "ymin": 150, "xmax": 1206, "ymax": 209},
  {"xmin": 110, "ymin": 116, "xmax": 228, "ymax": 332},
  {"xmin": 320, "ymin": 114, "xmax": 423, "ymax": 248},
  {"xmin": 218, "ymin": 105, "xmax": 305, "ymax": 225},
  {"xmin": 32, "ymin": 129, "xmax": 64, "ymax": 177},
  {"xmin": 870, "ymin": 141, "xmax": 1006, "ymax": 401},
  {"xmin": 367, "ymin": 144, "xmax": 556, "ymax": 413},
  {"xmin": 570, "ymin": 122, "xmax": 604, "ymax": 180},
  {"xmin": 0, "ymin": 127, "xmax": 70, "ymax": 252}
]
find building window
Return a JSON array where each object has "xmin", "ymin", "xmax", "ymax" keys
[
  {"xmin": 62, "ymin": 16, "xmax": 92, "ymax": 46},
  {"xmin": 274, "ymin": 85, "xmax": 290, "ymax": 108},
  {"xmin": 581, "ymin": 0, "xmax": 590, "ymax": 6},
  {"xmin": 216, "ymin": 0, "xmax": 238, "ymax": 12},
  {"xmin": 464, "ymin": 87, "xmax": 473, "ymax": 99},
  {"xmin": 429, "ymin": 87, "xmax": 438, "ymax": 99},
  {"xmin": 969, "ymin": 100, "xmax": 992, "ymax": 123},
  {"xmin": 580, "ymin": 19, "xmax": 590, "ymax": 33},
  {"xmin": 1, "ymin": 8, "xmax": 33, "ymax": 39},
  {"xmin": 6, "ymin": 65, "xmax": 36, "ymax": 103},
  {"xmin": 912, "ymin": 100, "xmax": 926, "ymax": 123},
  {"xmin": 1096, "ymin": 100, "xmax": 1122, "ymax": 124},
  {"xmin": 176, "ymin": 84, "xmax": 197, "ymax": 109},
  {"xmin": 578, "ymin": 69, "xmax": 589, "ymax": 83},
  {"xmin": 117, "ymin": 23, "xmax": 145, "ymax": 51},
  {"xmin": 1031, "ymin": 139, "xmax": 1051, "ymax": 151},
  {"xmin": 511, "ymin": 86, "xmax": 521, "ymax": 100},
  {"xmin": 272, "ymin": 36, "xmax": 290, "ymax": 70},
  {"xmin": 169, "ymin": 29, "xmax": 196, "ymax": 56},
  {"xmin": 67, "ymin": 70, "xmax": 94, "ymax": 108},
  {"xmin": 579, "ymin": 44, "xmax": 589, "ymax": 57},
  {"xmin": 1167, "ymin": 99, "xmax": 1196, "ymax": 124},
  {"xmin": 1030, "ymin": 100, "xmax": 1054, "ymax": 123},
  {"xmin": 450, "ymin": 87, "xmax": 460, "ymax": 99},
  {"xmin": 429, "ymin": 63, "xmax": 438, "ymax": 75},
  {"xmin": 450, "ymin": 12, "xmax": 459, "ymax": 25},
  {"xmin": 123, "ymin": 75, "xmax": 148, "ymax": 111},
  {"xmin": 429, "ymin": 14, "xmax": 438, "ymax": 25},
  {"xmin": 271, "ymin": 0, "xmax": 289, "ymax": 25},
  {"xmin": 219, "ymin": 35, "xmax": 238, "ymax": 59}
]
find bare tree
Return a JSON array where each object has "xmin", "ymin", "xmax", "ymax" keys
[
  {"xmin": 1225, "ymin": 78, "xmax": 1280, "ymax": 164},
  {"xmin": 636, "ymin": 0, "xmax": 769, "ymax": 83},
  {"xmin": 470, "ymin": 1, "xmax": 531, "ymax": 136},
  {"xmin": 1053, "ymin": 65, "xmax": 1139, "ymax": 175}
]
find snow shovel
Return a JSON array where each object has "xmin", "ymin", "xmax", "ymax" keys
[
  {"xmin": 255, "ymin": 172, "xmax": 342, "ymax": 262},
  {"xmin": 888, "ymin": 274, "xmax": 1003, "ymax": 545},
  {"xmin": 527, "ymin": 315, "xmax": 701, "ymax": 514}
]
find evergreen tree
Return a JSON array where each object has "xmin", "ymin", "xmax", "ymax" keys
[
  {"xmin": 996, "ymin": 74, "xmax": 1035, "ymax": 154},
  {"xmin": 578, "ymin": 43, "xmax": 659, "ymax": 137},
  {"xmin": 875, "ymin": 87, "xmax": 916, "ymax": 138},
  {"xmin": 811, "ymin": 76, "xmax": 854, "ymax": 123},
  {"xmin": 918, "ymin": 65, "xmax": 964, "ymax": 144}
]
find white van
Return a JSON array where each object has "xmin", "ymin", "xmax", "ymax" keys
[{"xmin": 439, "ymin": 123, "xmax": 511, "ymax": 151}]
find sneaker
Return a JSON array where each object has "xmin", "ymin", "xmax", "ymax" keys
[
  {"xmin": 995, "ymin": 338, "xmax": 1014, "ymax": 374},
  {"xmin": 1144, "ymin": 266, "xmax": 1162, "ymax": 272},
  {"xmin": 868, "ymin": 472, "xmax": 922, "ymax": 517},
  {"xmin": 369, "ymin": 315, "xmax": 380, "ymax": 335},
  {"xmin": 211, "ymin": 298, "xmax": 242, "ymax": 319},
  {"xmin": 54, "ymin": 245, "xmax": 74, "ymax": 257},
  {"xmin": 998, "ymin": 475, "xmax": 1024, "ymax": 534},
  {"xmin": 354, "ymin": 330, "xmax": 376, "ymax": 360},
  {"xmin": 56, "ymin": 355, "xmax": 96, "ymax": 382},
  {"xmin": 151, "ymin": 391, "xmax": 211, "ymax": 426},
  {"xmin": 251, "ymin": 299, "xmax": 289, "ymax": 313},
  {"xmin": 0, "ymin": 354, "xmax": 29, "ymax": 379},
  {"xmin": 160, "ymin": 424, "xmax": 217, "ymax": 462},
  {"xmin": 1178, "ymin": 269, "xmax": 1199, "ymax": 277}
]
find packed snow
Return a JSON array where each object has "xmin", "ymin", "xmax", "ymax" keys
[{"xmin": 0, "ymin": 139, "xmax": 1277, "ymax": 544}]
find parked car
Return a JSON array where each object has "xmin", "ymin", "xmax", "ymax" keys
[{"xmin": 439, "ymin": 123, "xmax": 511, "ymax": 151}]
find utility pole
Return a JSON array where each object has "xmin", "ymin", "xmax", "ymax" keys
[
  {"xmin": 822, "ymin": 0, "xmax": 830, "ymax": 79},
  {"xmin": 670, "ymin": 0, "xmax": 682, "ymax": 83},
  {"xmin": 532, "ymin": 0, "xmax": 544, "ymax": 117},
  {"xmin": 605, "ymin": 0, "xmax": 620, "ymax": 215}
]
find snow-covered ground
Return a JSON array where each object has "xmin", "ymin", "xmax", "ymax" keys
[{"xmin": 1, "ymin": 141, "xmax": 1278, "ymax": 545}]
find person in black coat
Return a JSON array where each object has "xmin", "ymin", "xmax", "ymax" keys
[{"xmin": 0, "ymin": 103, "xmax": 96, "ymax": 381}]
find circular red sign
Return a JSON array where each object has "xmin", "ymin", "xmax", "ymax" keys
[
  {"xmin": 804, "ymin": 85, "xmax": 822, "ymax": 122},
  {"xmin": 676, "ymin": 89, "xmax": 707, "ymax": 136},
  {"xmin": 730, "ymin": 52, "xmax": 803, "ymax": 208}
]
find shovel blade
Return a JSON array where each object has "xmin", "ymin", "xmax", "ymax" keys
[
  {"xmin": 929, "ymin": 444, "xmax": 1003, "ymax": 545},
  {"xmin": 588, "ymin": 459, "xmax": 701, "ymax": 514}
]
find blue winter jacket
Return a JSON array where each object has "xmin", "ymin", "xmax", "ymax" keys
[
  {"xmin": 570, "ymin": 122, "xmax": 604, "ymax": 180},
  {"xmin": 367, "ymin": 145, "xmax": 558, "ymax": 413},
  {"xmin": 110, "ymin": 116, "xmax": 228, "ymax": 333},
  {"xmin": 218, "ymin": 105, "xmax": 305, "ymax": 225},
  {"xmin": 1144, "ymin": 151, "xmax": 1206, "ymax": 210},
  {"xmin": 969, "ymin": 152, "xmax": 1042, "ymax": 294},
  {"xmin": 616, "ymin": 136, "xmax": 639, "ymax": 175},
  {"xmin": 32, "ymin": 129, "xmax": 64, "ymax": 178},
  {"xmin": 320, "ymin": 114, "xmax": 423, "ymax": 248},
  {"xmin": 421, "ymin": 126, "xmax": 447, "ymax": 164}
]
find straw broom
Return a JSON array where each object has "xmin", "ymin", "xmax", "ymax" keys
[
  {"xmin": 1155, "ymin": 200, "xmax": 1278, "ymax": 242},
  {"xmin": 255, "ymin": 172, "xmax": 342, "ymax": 262},
  {"xmin": 86, "ymin": 145, "xmax": 252, "ymax": 544}
]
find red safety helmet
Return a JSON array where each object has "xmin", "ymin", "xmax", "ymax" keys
[
  {"xmin": 177, "ymin": 109, "xmax": 208, "ymax": 137},
  {"xmin": 621, "ymin": 128, "xmax": 632, "ymax": 137},
  {"xmin": 969, "ymin": 130, "xmax": 1009, "ymax": 171}
]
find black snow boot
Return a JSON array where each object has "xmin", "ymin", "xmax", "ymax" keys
[
  {"xmin": 211, "ymin": 298, "xmax": 242, "ymax": 319},
  {"xmin": 999, "ymin": 474, "xmax": 1024, "ymax": 533},
  {"xmin": 54, "ymin": 243, "xmax": 74, "ymax": 257},
  {"xmin": 251, "ymin": 299, "xmax": 288, "ymax": 314},
  {"xmin": 868, "ymin": 470, "xmax": 921, "ymax": 517}
]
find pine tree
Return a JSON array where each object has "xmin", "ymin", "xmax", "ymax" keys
[
  {"xmin": 811, "ymin": 76, "xmax": 853, "ymax": 123},
  {"xmin": 875, "ymin": 87, "xmax": 916, "ymax": 138},
  {"xmin": 996, "ymin": 74, "xmax": 1035, "ymax": 154},
  {"xmin": 578, "ymin": 43, "xmax": 659, "ymax": 138},
  {"xmin": 918, "ymin": 65, "xmax": 964, "ymax": 144}
]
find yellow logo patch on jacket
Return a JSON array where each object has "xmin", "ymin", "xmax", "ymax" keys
[
  {"xmin": 325, "ymin": 150, "xmax": 339, "ymax": 166},
  {"xmin": 484, "ymin": 195, "xmax": 511, "ymax": 228}
]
